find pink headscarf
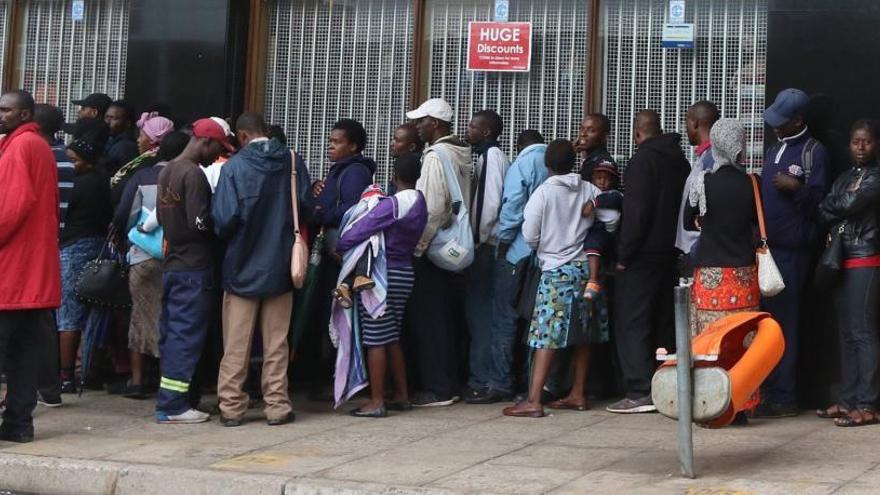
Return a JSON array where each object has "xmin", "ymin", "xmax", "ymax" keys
[{"xmin": 137, "ymin": 112, "xmax": 174, "ymax": 145}]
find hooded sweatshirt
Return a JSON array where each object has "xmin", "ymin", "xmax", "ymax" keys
[
  {"xmin": 522, "ymin": 173, "xmax": 601, "ymax": 271},
  {"xmin": 415, "ymin": 134, "xmax": 473, "ymax": 256},
  {"xmin": 313, "ymin": 154, "xmax": 377, "ymax": 228},
  {"xmin": 212, "ymin": 137, "xmax": 295, "ymax": 298},
  {"xmin": 0, "ymin": 122, "xmax": 61, "ymax": 310},
  {"xmin": 617, "ymin": 133, "xmax": 690, "ymax": 266}
]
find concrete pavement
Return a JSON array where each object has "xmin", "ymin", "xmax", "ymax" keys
[{"xmin": 1, "ymin": 391, "xmax": 879, "ymax": 494}]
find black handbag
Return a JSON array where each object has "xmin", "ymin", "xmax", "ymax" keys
[
  {"xmin": 75, "ymin": 236, "xmax": 132, "ymax": 309},
  {"xmin": 814, "ymin": 222, "xmax": 845, "ymax": 288},
  {"xmin": 510, "ymin": 254, "xmax": 542, "ymax": 320}
]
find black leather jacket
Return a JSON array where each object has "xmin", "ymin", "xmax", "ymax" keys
[{"xmin": 818, "ymin": 164, "xmax": 880, "ymax": 259}]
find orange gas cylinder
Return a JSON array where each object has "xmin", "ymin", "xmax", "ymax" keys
[{"xmin": 653, "ymin": 312, "xmax": 785, "ymax": 428}]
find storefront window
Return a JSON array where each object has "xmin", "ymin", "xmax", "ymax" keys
[
  {"xmin": 17, "ymin": 0, "xmax": 130, "ymax": 122},
  {"xmin": 0, "ymin": 1, "xmax": 9, "ymax": 91},
  {"xmin": 264, "ymin": 0, "xmax": 415, "ymax": 184},
  {"xmin": 424, "ymin": 0, "xmax": 591, "ymax": 159},
  {"xmin": 601, "ymin": 0, "xmax": 767, "ymax": 171}
]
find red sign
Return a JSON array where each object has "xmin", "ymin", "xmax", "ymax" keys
[{"xmin": 467, "ymin": 22, "xmax": 532, "ymax": 72}]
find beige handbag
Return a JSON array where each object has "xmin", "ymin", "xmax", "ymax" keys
[
  {"xmin": 290, "ymin": 151, "xmax": 308, "ymax": 289},
  {"xmin": 749, "ymin": 174, "xmax": 785, "ymax": 297}
]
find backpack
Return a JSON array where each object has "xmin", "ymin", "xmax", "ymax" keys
[
  {"xmin": 801, "ymin": 137, "xmax": 820, "ymax": 181},
  {"xmin": 426, "ymin": 147, "xmax": 475, "ymax": 272}
]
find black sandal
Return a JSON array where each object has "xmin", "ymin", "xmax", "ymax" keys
[
  {"xmin": 817, "ymin": 404, "xmax": 850, "ymax": 419},
  {"xmin": 834, "ymin": 408, "xmax": 878, "ymax": 427}
]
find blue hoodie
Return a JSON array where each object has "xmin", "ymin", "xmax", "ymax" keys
[
  {"xmin": 497, "ymin": 143, "xmax": 548, "ymax": 264},
  {"xmin": 212, "ymin": 137, "xmax": 300, "ymax": 298},
  {"xmin": 312, "ymin": 154, "xmax": 377, "ymax": 228}
]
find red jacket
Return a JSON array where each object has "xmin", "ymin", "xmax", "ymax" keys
[{"xmin": 0, "ymin": 122, "xmax": 61, "ymax": 310}]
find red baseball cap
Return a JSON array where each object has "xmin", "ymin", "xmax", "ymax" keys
[{"xmin": 192, "ymin": 118, "xmax": 235, "ymax": 152}]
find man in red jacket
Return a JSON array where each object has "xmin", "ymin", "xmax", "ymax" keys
[{"xmin": 0, "ymin": 89, "xmax": 60, "ymax": 443}]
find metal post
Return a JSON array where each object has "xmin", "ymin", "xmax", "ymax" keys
[{"xmin": 674, "ymin": 285, "xmax": 695, "ymax": 478}]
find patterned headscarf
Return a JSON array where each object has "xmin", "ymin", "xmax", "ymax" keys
[
  {"xmin": 137, "ymin": 112, "xmax": 175, "ymax": 145},
  {"xmin": 689, "ymin": 118, "xmax": 746, "ymax": 216}
]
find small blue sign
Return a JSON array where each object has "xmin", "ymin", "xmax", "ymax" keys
[
  {"xmin": 669, "ymin": 0, "xmax": 686, "ymax": 24},
  {"xmin": 72, "ymin": 0, "xmax": 85, "ymax": 22},
  {"xmin": 494, "ymin": 0, "xmax": 509, "ymax": 22}
]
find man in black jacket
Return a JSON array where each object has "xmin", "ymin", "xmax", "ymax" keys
[{"xmin": 607, "ymin": 110, "xmax": 690, "ymax": 414}]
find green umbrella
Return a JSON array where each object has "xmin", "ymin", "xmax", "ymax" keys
[{"xmin": 289, "ymin": 231, "xmax": 324, "ymax": 352}]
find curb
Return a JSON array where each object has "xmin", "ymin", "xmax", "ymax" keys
[{"xmin": 0, "ymin": 454, "xmax": 453, "ymax": 495}]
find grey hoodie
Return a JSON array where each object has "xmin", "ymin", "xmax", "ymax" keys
[
  {"xmin": 415, "ymin": 134, "xmax": 473, "ymax": 257},
  {"xmin": 522, "ymin": 173, "xmax": 601, "ymax": 271}
]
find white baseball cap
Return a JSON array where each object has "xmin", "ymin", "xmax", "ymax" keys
[
  {"xmin": 406, "ymin": 98, "xmax": 454, "ymax": 123},
  {"xmin": 210, "ymin": 116, "xmax": 234, "ymax": 136}
]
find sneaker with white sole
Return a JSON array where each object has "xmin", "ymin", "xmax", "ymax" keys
[
  {"xmin": 411, "ymin": 391, "xmax": 461, "ymax": 408},
  {"xmin": 37, "ymin": 391, "xmax": 62, "ymax": 408},
  {"xmin": 156, "ymin": 408, "xmax": 210, "ymax": 424},
  {"xmin": 605, "ymin": 395, "xmax": 657, "ymax": 414}
]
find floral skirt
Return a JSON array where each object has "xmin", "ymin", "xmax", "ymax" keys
[
  {"xmin": 528, "ymin": 260, "xmax": 599, "ymax": 350},
  {"xmin": 690, "ymin": 265, "xmax": 760, "ymax": 336}
]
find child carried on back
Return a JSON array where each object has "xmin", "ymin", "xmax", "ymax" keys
[
  {"xmin": 332, "ymin": 185, "xmax": 385, "ymax": 308},
  {"xmin": 581, "ymin": 160, "xmax": 623, "ymax": 300}
]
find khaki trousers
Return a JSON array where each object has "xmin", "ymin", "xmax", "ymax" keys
[{"xmin": 218, "ymin": 291, "xmax": 293, "ymax": 420}]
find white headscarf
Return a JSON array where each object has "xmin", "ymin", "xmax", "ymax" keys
[{"xmin": 689, "ymin": 118, "xmax": 747, "ymax": 216}]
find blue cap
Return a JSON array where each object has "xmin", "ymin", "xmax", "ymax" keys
[{"xmin": 763, "ymin": 88, "xmax": 810, "ymax": 128}]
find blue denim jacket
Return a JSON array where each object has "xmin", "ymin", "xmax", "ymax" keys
[{"xmin": 496, "ymin": 143, "xmax": 548, "ymax": 264}]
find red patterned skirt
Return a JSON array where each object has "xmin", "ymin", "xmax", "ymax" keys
[
  {"xmin": 691, "ymin": 266, "xmax": 760, "ymax": 336},
  {"xmin": 691, "ymin": 265, "xmax": 762, "ymax": 411}
]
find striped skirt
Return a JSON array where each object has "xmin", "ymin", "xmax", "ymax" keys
[{"xmin": 357, "ymin": 266, "xmax": 415, "ymax": 347}]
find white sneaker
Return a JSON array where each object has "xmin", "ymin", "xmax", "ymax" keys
[{"xmin": 156, "ymin": 408, "xmax": 210, "ymax": 424}]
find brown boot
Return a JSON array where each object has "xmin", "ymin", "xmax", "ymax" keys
[
  {"xmin": 352, "ymin": 275, "xmax": 375, "ymax": 292},
  {"xmin": 332, "ymin": 284, "xmax": 353, "ymax": 309}
]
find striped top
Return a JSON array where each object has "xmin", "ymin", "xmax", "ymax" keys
[{"xmin": 53, "ymin": 142, "xmax": 75, "ymax": 231}]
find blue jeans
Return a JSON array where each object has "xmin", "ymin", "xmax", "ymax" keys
[
  {"xmin": 58, "ymin": 236, "xmax": 104, "ymax": 331},
  {"xmin": 465, "ymin": 245, "xmax": 496, "ymax": 390},
  {"xmin": 156, "ymin": 268, "xmax": 216, "ymax": 416},
  {"xmin": 486, "ymin": 258, "xmax": 528, "ymax": 395},
  {"xmin": 760, "ymin": 247, "xmax": 810, "ymax": 406}
]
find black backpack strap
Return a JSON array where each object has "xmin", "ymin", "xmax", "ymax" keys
[{"xmin": 801, "ymin": 137, "xmax": 818, "ymax": 181}]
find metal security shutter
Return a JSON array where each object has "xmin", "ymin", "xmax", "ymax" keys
[
  {"xmin": 426, "ymin": 0, "xmax": 590, "ymax": 158},
  {"xmin": 603, "ymin": 0, "xmax": 767, "ymax": 171},
  {"xmin": 0, "ymin": 1, "xmax": 9, "ymax": 90},
  {"xmin": 264, "ymin": 0, "xmax": 415, "ymax": 184},
  {"xmin": 19, "ymin": 0, "xmax": 129, "ymax": 121}
]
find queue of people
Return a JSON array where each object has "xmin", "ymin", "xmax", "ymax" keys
[{"xmin": 0, "ymin": 84, "xmax": 878, "ymax": 444}]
